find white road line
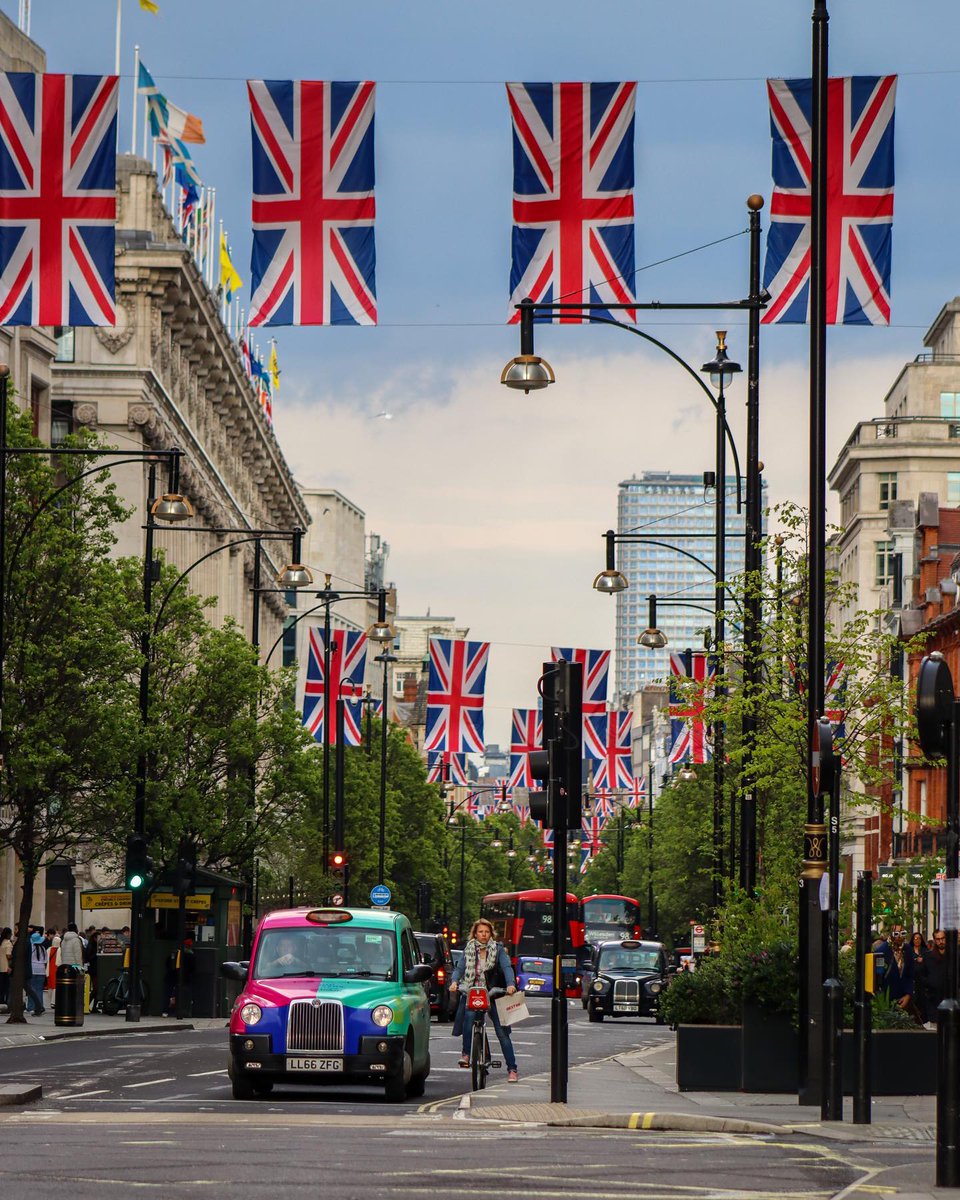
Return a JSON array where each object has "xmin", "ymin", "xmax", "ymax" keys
[
  {"xmin": 121, "ymin": 1077, "xmax": 176, "ymax": 1089},
  {"xmin": 187, "ymin": 1069, "xmax": 227, "ymax": 1077},
  {"xmin": 53, "ymin": 1089, "xmax": 108, "ymax": 1100}
]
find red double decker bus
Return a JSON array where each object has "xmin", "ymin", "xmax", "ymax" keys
[
  {"xmin": 581, "ymin": 894, "xmax": 643, "ymax": 947},
  {"xmin": 480, "ymin": 888, "xmax": 585, "ymax": 966}
]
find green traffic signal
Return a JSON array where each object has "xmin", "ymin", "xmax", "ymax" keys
[{"xmin": 125, "ymin": 834, "xmax": 154, "ymax": 892}]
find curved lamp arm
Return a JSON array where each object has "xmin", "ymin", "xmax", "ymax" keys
[{"xmin": 152, "ymin": 533, "xmax": 267, "ymax": 635}]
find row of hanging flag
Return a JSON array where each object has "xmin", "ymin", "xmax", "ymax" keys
[{"xmin": 0, "ymin": 69, "xmax": 897, "ymax": 330}]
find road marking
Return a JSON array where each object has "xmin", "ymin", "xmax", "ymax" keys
[
  {"xmin": 121, "ymin": 1078, "xmax": 176, "ymax": 1089},
  {"xmin": 53, "ymin": 1089, "xmax": 108, "ymax": 1100},
  {"xmin": 187, "ymin": 1070, "xmax": 227, "ymax": 1077}
]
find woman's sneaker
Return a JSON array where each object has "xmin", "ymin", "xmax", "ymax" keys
[
  {"xmin": 458, "ymin": 1053, "xmax": 469, "ymax": 1068},
  {"xmin": 507, "ymin": 1069, "xmax": 518, "ymax": 1083}
]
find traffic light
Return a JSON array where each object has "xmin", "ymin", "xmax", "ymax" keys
[
  {"xmin": 415, "ymin": 882, "xmax": 432, "ymax": 924},
  {"xmin": 528, "ymin": 661, "xmax": 559, "ymax": 827},
  {"xmin": 173, "ymin": 840, "xmax": 196, "ymax": 898},
  {"xmin": 556, "ymin": 658, "xmax": 583, "ymax": 825},
  {"xmin": 125, "ymin": 833, "xmax": 154, "ymax": 892}
]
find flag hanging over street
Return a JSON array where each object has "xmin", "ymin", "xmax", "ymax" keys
[
  {"xmin": 0, "ymin": 73, "xmax": 118, "ymax": 326},
  {"xmin": 584, "ymin": 711, "xmax": 634, "ymax": 788},
  {"xmin": 669, "ymin": 650, "xmax": 714, "ymax": 765},
  {"xmin": 426, "ymin": 750, "xmax": 468, "ymax": 786},
  {"xmin": 509, "ymin": 708, "xmax": 543, "ymax": 788},
  {"xmin": 424, "ymin": 636, "xmax": 489, "ymax": 755},
  {"xmin": 624, "ymin": 774, "xmax": 646, "ymax": 809},
  {"xmin": 299, "ymin": 626, "xmax": 368, "ymax": 746},
  {"xmin": 247, "ymin": 79, "xmax": 377, "ymax": 326},
  {"xmin": 507, "ymin": 81, "xmax": 637, "ymax": 324},
  {"xmin": 551, "ymin": 647, "xmax": 610, "ymax": 721},
  {"xmin": 762, "ymin": 75, "xmax": 897, "ymax": 325},
  {"xmin": 138, "ymin": 61, "xmax": 205, "ymax": 144}
]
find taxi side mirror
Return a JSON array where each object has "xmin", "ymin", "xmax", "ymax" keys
[
  {"xmin": 404, "ymin": 964, "xmax": 434, "ymax": 985},
  {"xmin": 221, "ymin": 961, "xmax": 248, "ymax": 982}
]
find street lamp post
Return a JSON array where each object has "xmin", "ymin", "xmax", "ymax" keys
[{"xmin": 375, "ymin": 641, "xmax": 397, "ymax": 885}]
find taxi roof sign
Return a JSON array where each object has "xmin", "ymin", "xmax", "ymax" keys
[
  {"xmin": 620, "ymin": 939, "xmax": 641, "ymax": 949},
  {"xmin": 305, "ymin": 909, "xmax": 353, "ymax": 924}
]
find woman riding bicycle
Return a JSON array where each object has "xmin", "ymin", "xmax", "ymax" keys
[{"xmin": 449, "ymin": 918, "xmax": 520, "ymax": 1083}]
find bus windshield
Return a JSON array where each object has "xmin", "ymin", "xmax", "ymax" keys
[{"xmin": 583, "ymin": 896, "xmax": 640, "ymax": 944}]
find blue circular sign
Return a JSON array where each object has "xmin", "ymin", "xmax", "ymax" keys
[{"xmin": 370, "ymin": 884, "xmax": 391, "ymax": 907}]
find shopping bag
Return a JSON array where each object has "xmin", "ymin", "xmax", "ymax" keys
[{"xmin": 494, "ymin": 991, "xmax": 530, "ymax": 1026}]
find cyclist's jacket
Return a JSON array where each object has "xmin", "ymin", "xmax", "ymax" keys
[{"xmin": 451, "ymin": 939, "xmax": 515, "ymax": 991}]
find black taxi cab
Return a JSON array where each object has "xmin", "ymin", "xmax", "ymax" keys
[{"xmin": 583, "ymin": 938, "xmax": 668, "ymax": 1023}]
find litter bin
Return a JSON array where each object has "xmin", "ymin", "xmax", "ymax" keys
[{"xmin": 54, "ymin": 964, "xmax": 84, "ymax": 1027}]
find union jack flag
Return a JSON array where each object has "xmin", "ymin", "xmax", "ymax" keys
[
  {"xmin": 507, "ymin": 82, "xmax": 637, "ymax": 323},
  {"xmin": 623, "ymin": 774, "xmax": 646, "ymax": 810},
  {"xmin": 509, "ymin": 708, "xmax": 543, "ymax": 788},
  {"xmin": 426, "ymin": 750, "xmax": 468, "ymax": 786},
  {"xmin": 585, "ymin": 711, "xmax": 634, "ymax": 788},
  {"xmin": 551, "ymin": 647, "xmax": 610, "ymax": 732},
  {"xmin": 669, "ymin": 650, "xmax": 714, "ymax": 765},
  {"xmin": 424, "ymin": 637, "xmax": 490, "ymax": 755},
  {"xmin": 762, "ymin": 75, "xmax": 897, "ymax": 326},
  {"xmin": 592, "ymin": 789, "xmax": 614, "ymax": 826},
  {"xmin": 0, "ymin": 73, "xmax": 118, "ymax": 326},
  {"xmin": 299, "ymin": 626, "xmax": 367, "ymax": 746},
  {"xmin": 247, "ymin": 79, "xmax": 376, "ymax": 326},
  {"xmin": 581, "ymin": 812, "xmax": 606, "ymax": 858}
]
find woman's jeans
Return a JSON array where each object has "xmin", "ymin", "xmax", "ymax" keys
[
  {"xmin": 461, "ymin": 1003, "xmax": 518, "ymax": 1071},
  {"xmin": 26, "ymin": 974, "xmax": 45, "ymax": 1013}
]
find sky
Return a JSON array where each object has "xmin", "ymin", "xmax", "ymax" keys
[{"xmin": 11, "ymin": 0, "xmax": 960, "ymax": 746}]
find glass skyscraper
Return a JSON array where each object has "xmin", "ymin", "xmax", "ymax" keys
[{"xmin": 614, "ymin": 471, "xmax": 766, "ymax": 700}]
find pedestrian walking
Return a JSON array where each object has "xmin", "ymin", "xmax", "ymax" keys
[
  {"xmin": 910, "ymin": 930, "xmax": 927, "ymax": 1016},
  {"xmin": 882, "ymin": 925, "xmax": 921, "ymax": 1023},
  {"xmin": 449, "ymin": 918, "xmax": 520, "ymax": 1083},
  {"xmin": 27, "ymin": 929, "xmax": 48, "ymax": 1016},
  {"xmin": 58, "ymin": 923, "xmax": 84, "ymax": 968},
  {"xmin": 0, "ymin": 927, "xmax": 12, "ymax": 1009},
  {"xmin": 46, "ymin": 926, "xmax": 61, "ymax": 993},
  {"xmin": 920, "ymin": 929, "xmax": 948, "ymax": 1027},
  {"xmin": 84, "ymin": 927, "xmax": 99, "ymax": 1012}
]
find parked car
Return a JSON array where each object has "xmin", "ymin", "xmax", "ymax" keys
[
  {"xmin": 413, "ymin": 931, "xmax": 455, "ymax": 1022},
  {"xmin": 222, "ymin": 906, "xmax": 432, "ymax": 1102},
  {"xmin": 584, "ymin": 939, "xmax": 668, "ymax": 1023}
]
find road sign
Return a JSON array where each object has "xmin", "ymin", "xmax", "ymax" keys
[
  {"xmin": 331, "ymin": 893, "xmax": 344, "ymax": 907},
  {"xmin": 692, "ymin": 924, "xmax": 706, "ymax": 955},
  {"xmin": 370, "ymin": 884, "xmax": 391, "ymax": 907}
]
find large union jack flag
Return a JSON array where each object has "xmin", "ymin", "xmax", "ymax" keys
[
  {"xmin": 585, "ymin": 711, "xmax": 634, "ymax": 788},
  {"xmin": 426, "ymin": 750, "xmax": 468, "ymax": 786},
  {"xmin": 509, "ymin": 708, "xmax": 543, "ymax": 788},
  {"xmin": 424, "ymin": 637, "xmax": 490, "ymax": 755},
  {"xmin": 0, "ymin": 73, "xmax": 118, "ymax": 326},
  {"xmin": 247, "ymin": 79, "xmax": 376, "ymax": 327},
  {"xmin": 762, "ymin": 75, "xmax": 897, "ymax": 326},
  {"xmin": 669, "ymin": 650, "xmax": 714, "ymax": 765},
  {"xmin": 507, "ymin": 82, "xmax": 637, "ymax": 323},
  {"xmin": 551, "ymin": 647, "xmax": 610, "ymax": 729},
  {"xmin": 299, "ymin": 626, "xmax": 367, "ymax": 746}
]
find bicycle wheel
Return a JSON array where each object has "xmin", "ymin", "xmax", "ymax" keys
[{"xmin": 470, "ymin": 1018, "xmax": 486, "ymax": 1091}]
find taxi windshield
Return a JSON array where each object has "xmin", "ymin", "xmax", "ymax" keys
[
  {"xmin": 253, "ymin": 926, "xmax": 397, "ymax": 981},
  {"xmin": 598, "ymin": 947, "xmax": 662, "ymax": 974}
]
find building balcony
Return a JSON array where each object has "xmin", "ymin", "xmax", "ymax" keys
[{"xmin": 893, "ymin": 828, "xmax": 944, "ymax": 861}]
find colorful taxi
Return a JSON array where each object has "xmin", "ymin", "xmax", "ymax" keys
[{"xmin": 222, "ymin": 906, "xmax": 433, "ymax": 1102}]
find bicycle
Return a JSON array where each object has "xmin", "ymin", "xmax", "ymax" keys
[
  {"xmin": 101, "ymin": 968, "xmax": 150, "ymax": 1016},
  {"xmin": 466, "ymin": 986, "xmax": 506, "ymax": 1091}
]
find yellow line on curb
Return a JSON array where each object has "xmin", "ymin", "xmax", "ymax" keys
[
  {"xmin": 627, "ymin": 1113, "xmax": 655, "ymax": 1129},
  {"xmin": 627, "ymin": 1114, "xmax": 640, "ymax": 1129}
]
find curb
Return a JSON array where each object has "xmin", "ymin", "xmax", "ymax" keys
[
  {"xmin": 0, "ymin": 1083, "xmax": 41, "ymax": 1106},
  {"xmin": 463, "ymin": 1101, "xmax": 780, "ymax": 1134},
  {"xmin": 42, "ymin": 1022, "xmax": 196, "ymax": 1041}
]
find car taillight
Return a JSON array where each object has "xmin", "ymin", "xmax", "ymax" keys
[{"xmin": 437, "ymin": 968, "xmax": 445, "ymax": 982}]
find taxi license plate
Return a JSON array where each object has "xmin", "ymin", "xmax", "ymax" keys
[
  {"xmin": 614, "ymin": 1003, "xmax": 635, "ymax": 1012},
  {"xmin": 527, "ymin": 978, "xmax": 545, "ymax": 987},
  {"xmin": 286, "ymin": 1056, "xmax": 343, "ymax": 1072}
]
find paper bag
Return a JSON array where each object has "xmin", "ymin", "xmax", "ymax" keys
[{"xmin": 494, "ymin": 991, "xmax": 530, "ymax": 1026}]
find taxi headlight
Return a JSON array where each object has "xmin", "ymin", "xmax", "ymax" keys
[
  {"xmin": 239, "ymin": 1002, "xmax": 263, "ymax": 1025},
  {"xmin": 592, "ymin": 980, "xmax": 604, "ymax": 993},
  {"xmin": 646, "ymin": 981, "xmax": 663, "ymax": 995},
  {"xmin": 372, "ymin": 1005, "xmax": 394, "ymax": 1027}
]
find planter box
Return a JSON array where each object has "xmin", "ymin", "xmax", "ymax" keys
[
  {"xmin": 676, "ymin": 1024, "xmax": 742, "ymax": 1091},
  {"xmin": 741, "ymin": 1004, "xmax": 798, "ymax": 1093},
  {"xmin": 842, "ymin": 1029, "xmax": 937, "ymax": 1096}
]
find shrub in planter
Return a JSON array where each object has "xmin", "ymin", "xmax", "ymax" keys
[
  {"xmin": 727, "ymin": 940, "xmax": 798, "ymax": 1023},
  {"xmin": 660, "ymin": 956, "xmax": 738, "ymax": 1027}
]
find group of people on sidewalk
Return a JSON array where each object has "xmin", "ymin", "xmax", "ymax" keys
[
  {"xmin": 871, "ymin": 924, "xmax": 947, "ymax": 1025},
  {"xmin": 0, "ymin": 922, "xmax": 126, "ymax": 1016}
]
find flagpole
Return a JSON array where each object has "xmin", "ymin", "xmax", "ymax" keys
[
  {"xmin": 207, "ymin": 188, "xmax": 216, "ymax": 289},
  {"xmin": 131, "ymin": 45, "xmax": 140, "ymax": 155},
  {"xmin": 115, "ymin": 0, "xmax": 122, "ymax": 77}
]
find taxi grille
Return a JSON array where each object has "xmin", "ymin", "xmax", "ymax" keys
[
  {"xmin": 286, "ymin": 999, "xmax": 344, "ymax": 1053},
  {"xmin": 613, "ymin": 979, "xmax": 639, "ymax": 1006}
]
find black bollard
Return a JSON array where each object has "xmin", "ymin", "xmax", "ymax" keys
[
  {"xmin": 853, "ymin": 871, "xmax": 872, "ymax": 1124},
  {"xmin": 54, "ymin": 964, "xmax": 84, "ymax": 1027}
]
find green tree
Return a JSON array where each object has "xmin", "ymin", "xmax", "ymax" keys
[{"xmin": 0, "ymin": 410, "xmax": 141, "ymax": 1022}]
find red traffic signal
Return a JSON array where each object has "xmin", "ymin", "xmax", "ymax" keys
[{"xmin": 329, "ymin": 851, "xmax": 348, "ymax": 870}]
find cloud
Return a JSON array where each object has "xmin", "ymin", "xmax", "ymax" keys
[{"xmin": 276, "ymin": 340, "xmax": 906, "ymax": 743}]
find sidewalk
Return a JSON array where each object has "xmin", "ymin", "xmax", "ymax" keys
[
  {"xmin": 0, "ymin": 1006, "xmax": 226, "ymax": 1049},
  {"xmin": 463, "ymin": 1035, "xmax": 936, "ymax": 1142}
]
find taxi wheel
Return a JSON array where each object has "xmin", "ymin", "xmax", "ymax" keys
[
  {"xmin": 252, "ymin": 1080, "xmax": 274, "ymax": 1095},
  {"xmin": 588, "ymin": 1005, "xmax": 604, "ymax": 1023},
  {"xmin": 385, "ymin": 1049, "xmax": 413, "ymax": 1103},
  {"xmin": 228, "ymin": 1057, "xmax": 255, "ymax": 1100},
  {"xmin": 408, "ymin": 1052, "xmax": 430, "ymax": 1098}
]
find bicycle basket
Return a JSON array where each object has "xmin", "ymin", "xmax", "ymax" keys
[{"xmin": 467, "ymin": 987, "xmax": 489, "ymax": 1011}]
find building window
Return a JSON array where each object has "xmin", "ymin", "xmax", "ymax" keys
[
  {"xmin": 874, "ymin": 540, "xmax": 895, "ymax": 587},
  {"xmin": 877, "ymin": 472, "xmax": 897, "ymax": 511},
  {"xmin": 51, "ymin": 401, "xmax": 74, "ymax": 446},
  {"xmin": 942, "ymin": 392, "xmax": 960, "ymax": 418},
  {"xmin": 840, "ymin": 479, "xmax": 860, "ymax": 526},
  {"xmin": 54, "ymin": 327, "xmax": 74, "ymax": 362},
  {"xmin": 950, "ymin": 424, "xmax": 960, "ymax": 440},
  {"xmin": 949, "ymin": 473, "xmax": 960, "ymax": 506}
]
